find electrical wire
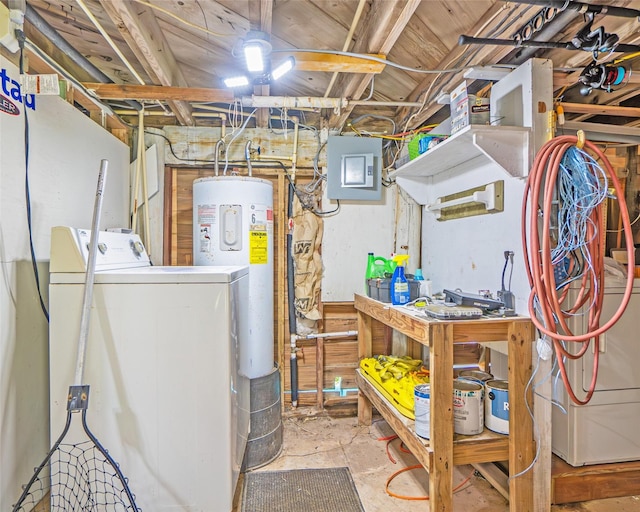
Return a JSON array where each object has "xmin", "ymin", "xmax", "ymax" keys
[
  {"xmin": 152, "ymin": 129, "xmax": 336, "ymax": 217},
  {"xmin": 17, "ymin": 32, "xmax": 49, "ymax": 322},
  {"xmin": 272, "ymin": 48, "xmax": 485, "ymax": 74},
  {"xmin": 223, "ymin": 108, "xmax": 257, "ymax": 174},
  {"xmin": 378, "ymin": 434, "xmax": 474, "ymax": 500},
  {"xmin": 522, "ymin": 134, "xmax": 635, "ymax": 405},
  {"xmin": 129, "ymin": 0, "xmax": 233, "ymax": 38},
  {"xmin": 385, "ymin": 465, "xmax": 475, "ymax": 501}
]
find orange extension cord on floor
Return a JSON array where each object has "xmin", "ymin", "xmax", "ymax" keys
[{"xmin": 522, "ymin": 133, "xmax": 635, "ymax": 405}]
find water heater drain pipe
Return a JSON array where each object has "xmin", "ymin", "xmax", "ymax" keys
[
  {"xmin": 289, "ymin": 330, "xmax": 358, "ymax": 408},
  {"xmin": 295, "ymin": 331, "xmax": 358, "ymax": 341}
]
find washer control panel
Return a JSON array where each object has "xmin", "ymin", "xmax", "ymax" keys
[{"xmin": 50, "ymin": 226, "xmax": 151, "ymax": 272}]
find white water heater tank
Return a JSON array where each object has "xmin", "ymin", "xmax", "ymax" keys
[{"xmin": 193, "ymin": 176, "xmax": 274, "ymax": 379}]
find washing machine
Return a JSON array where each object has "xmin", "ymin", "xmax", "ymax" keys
[
  {"xmin": 552, "ymin": 278, "xmax": 640, "ymax": 466},
  {"xmin": 48, "ymin": 226, "xmax": 249, "ymax": 511}
]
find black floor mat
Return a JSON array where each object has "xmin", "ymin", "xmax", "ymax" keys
[{"xmin": 241, "ymin": 467, "xmax": 365, "ymax": 512}]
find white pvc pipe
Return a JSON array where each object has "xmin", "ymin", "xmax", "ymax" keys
[{"xmin": 297, "ymin": 330, "xmax": 358, "ymax": 340}]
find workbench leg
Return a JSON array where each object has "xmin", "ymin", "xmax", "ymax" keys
[
  {"xmin": 534, "ymin": 351, "xmax": 552, "ymax": 511},
  {"xmin": 357, "ymin": 310, "xmax": 373, "ymax": 426},
  {"xmin": 507, "ymin": 321, "xmax": 536, "ymax": 512},
  {"xmin": 429, "ymin": 323, "xmax": 454, "ymax": 512}
]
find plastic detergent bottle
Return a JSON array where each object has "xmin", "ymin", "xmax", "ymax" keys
[
  {"xmin": 365, "ymin": 252, "xmax": 376, "ymax": 293},
  {"xmin": 414, "ymin": 268, "xmax": 425, "ymax": 296},
  {"xmin": 414, "ymin": 268, "xmax": 432, "ymax": 297},
  {"xmin": 365, "ymin": 253, "xmax": 388, "ymax": 293},
  {"xmin": 390, "ymin": 254, "xmax": 410, "ymax": 305}
]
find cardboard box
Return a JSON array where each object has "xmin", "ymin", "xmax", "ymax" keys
[{"xmin": 450, "ymin": 81, "xmax": 490, "ymax": 134}]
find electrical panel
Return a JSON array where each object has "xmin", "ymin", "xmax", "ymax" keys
[
  {"xmin": 341, "ymin": 153, "xmax": 373, "ymax": 188},
  {"xmin": 326, "ymin": 136, "xmax": 382, "ymax": 201}
]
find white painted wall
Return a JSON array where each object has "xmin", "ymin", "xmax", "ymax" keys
[
  {"xmin": 321, "ymin": 186, "xmax": 395, "ymax": 301},
  {"xmin": 0, "ymin": 57, "xmax": 129, "ymax": 510},
  {"xmin": 421, "ymin": 162, "xmax": 530, "ymax": 312}
]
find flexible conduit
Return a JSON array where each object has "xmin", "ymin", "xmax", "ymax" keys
[
  {"xmin": 25, "ymin": 5, "xmax": 141, "ymax": 111},
  {"xmin": 287, "ymin": 181, "xmax": 298, "ymax": 407},
  {"xmin": 522, "ymin": 134, "xmax": 635, "ymax": 405}
]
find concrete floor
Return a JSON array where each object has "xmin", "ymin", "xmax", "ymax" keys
[{"xmin": 237, "ymin": 414, "xmax": 640, "ymax": 512}]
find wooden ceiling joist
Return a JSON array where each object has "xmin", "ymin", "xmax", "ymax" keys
[
  {"xmin": 249, "ymin": 0, "xmax": 274, "ymax": 128},
  {"xmin": 285, "ymin": 52, "xmax": 387, "ymax": 74},
  {"xmin": 82, "ymin": 83, "xmax": 234, "ymax": 103},
  {"xmin": 98, "ymin": 0, "xmax": 195, "ymax": 126},
  {"xmin": 560, "ymin": 102, "xmax": 640, "ymax": 118},
  {"xmin": 328, "ymin": 0, "xmax": 421, "ymax": 130}
]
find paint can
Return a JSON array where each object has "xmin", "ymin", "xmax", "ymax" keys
[
  {"xmin": 453, "ymin": 379, "xmax": 484, "ymax": 435},
  {"xmin": 414, "ymin": 384, "xmax": 430, "ymax": 439},
  {"xmin": 458, "ymin": 369, "xmax": 493, "ymax": 385},
  {"xmin": 485, "ymin": 380, "xmax": 509, "ymax": 434}
]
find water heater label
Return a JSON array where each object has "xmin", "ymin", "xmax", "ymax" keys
[
  {"xmin": 249, "ymin": 204, "xmax": 271, "ymax": 264},
  {"xmin": 249, "ymin": 231, "xmax": 268, "ymax": 263},
  {"xmin": 197, "ymin": 204, "xmax": 216, "ymax": 253}
]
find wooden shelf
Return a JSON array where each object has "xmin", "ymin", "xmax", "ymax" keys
[
  {"xmin": 356, "ymin": 370, "xmax": 509, "ymax": 466},
  {"xmin": 390, "ymin": 124, "xmax": 531, "ymax": 205},
  {"xmin": 354, "ymin": 294, "xmax": 539, "ymax": 512}
]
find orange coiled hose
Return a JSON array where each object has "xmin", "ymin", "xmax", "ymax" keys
[{"xmin": 522, "ymin": 134, "xmax": 635, "ymax": 405}]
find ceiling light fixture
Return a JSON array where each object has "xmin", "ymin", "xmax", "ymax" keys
[
  {"xmin": 224, "ymin": 76, "xmax": 250, "ymax": 88},
  {"xmin": 224, "ymin": 32, "xmax": 295, "ymax": 88},
  {"xmin": 243, "ymin": 30, "xmax": 271, "ymax": 73},
  {"xmin": 244, "ymin": 44, "xmax": 265, "ymax": 73},
  {"xmin": 271, "ymin": 57, "xmax": 295, "ymax": 81}
]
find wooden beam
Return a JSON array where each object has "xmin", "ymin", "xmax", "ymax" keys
[
  {"xmin": 82, "ymin": 83, "xmax": 234, "ymax": 102},
  {"xmin": 249, "ymin": 0, "xmax": 274, "ymax": 128},
  {"xmin": 554, "ymin": 69, "xmax": 640, "ymax": 90},
  {"xmin": 560, "ymin": 102, "xmax": 640, "ymax": 118},
  {"xmin": 328, "ymin": 0, "xmax": 420, "ymax": 130},
  {"xmin": 99, "ymin": 0, "xmax": 194, "ymax": 126},
  {"xmin": 283, "ymin": 52, "xmax": 386, "ymax": 74}
]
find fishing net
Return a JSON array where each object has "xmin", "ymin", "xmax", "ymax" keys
[{"xmin": 12, "ymin": 389, "xmax": 139, "ymax": 512}]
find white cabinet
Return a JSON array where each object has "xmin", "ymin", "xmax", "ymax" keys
[{"xmin": 390, "ymin": 58, "xmax": 553, "ymax": 206}]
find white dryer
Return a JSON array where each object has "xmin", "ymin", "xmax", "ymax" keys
[
  {"xmin": 552, "ymin": 278, "xmax": 640, "ymax": 466},
  {"xmin": 48, "ymin": 226, "xmax": 249, "ymax": 511}
]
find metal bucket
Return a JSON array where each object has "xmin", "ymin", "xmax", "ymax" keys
[
  {"xmin": 453, "ymin": 379, "xmax": 484, "ymax": 435},
  {"xmin": 485, "ymin": 379, "xmax": 509, "ymax": 434},
  {"xmin": 458, "ymin": 369, "xmax": 493, "ymax": 385},
  {"xmin": 242, "ymin": 365, "xmax": 283, "ymax": 471},
  {"xmin": 414, "ymin": 384, "xmax": 430, "ymax": 439}
]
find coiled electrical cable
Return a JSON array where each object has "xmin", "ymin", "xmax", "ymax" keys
[{"xmin": 522, "ymin": 134, "xmax": 635, "ymax": 405}]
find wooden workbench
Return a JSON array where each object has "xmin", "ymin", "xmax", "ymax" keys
[{"xmin": 355, "ymin": 294, "xmax": 543, "ymax": 512}]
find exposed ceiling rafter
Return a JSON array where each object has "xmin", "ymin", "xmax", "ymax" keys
[
  {"xmin": 99, "ymin": 0, "xmax": 195, "ymax": 126},
  {"xmin": 328, "ymin": 0, "xmax": 421, "ymax": 131},
  {"xmin": 82, "ymin": 83, "xmax": 235, "ymax": 102},
  {"xmin": 249, "ymin": 0, "xmax": 274, "ymax": 128}
]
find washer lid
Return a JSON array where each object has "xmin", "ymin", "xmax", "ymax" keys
[{"xmin": 50, "ymin": 265, "xmax": 249, "ymax": 284}]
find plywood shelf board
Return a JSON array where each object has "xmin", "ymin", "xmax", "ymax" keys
[
  {"xmin": 390, "ymin": 124, "xmax": 531, "ymax": 205},
  {"xmin": 356, "ymin": 371, "xmax": 510, "ymax": 465}
]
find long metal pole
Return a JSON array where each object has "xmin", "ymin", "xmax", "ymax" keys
[
  {"xmin": 458, "ymin": 35, "xmax": 640, "ymax": 53},
  {"xmin": 74, "ymin": 160, "xmax": 108, "ymax": 386},
  {"xmin": 510, "ymin": 0, "xmax": 640, "ymax": 19}
]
